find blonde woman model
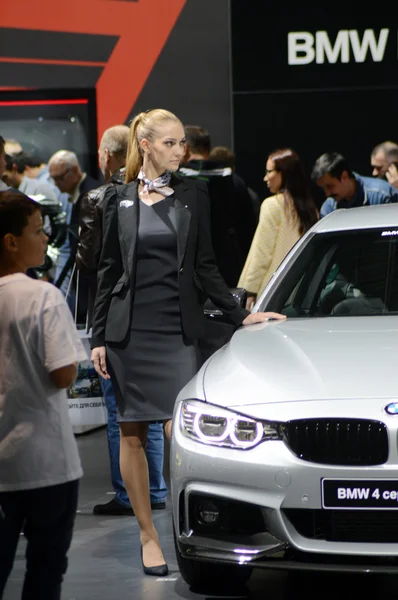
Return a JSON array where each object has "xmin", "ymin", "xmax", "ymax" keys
[{"xmin": 90, "ymin": 109, "xmax": 286, "ymax": 576}]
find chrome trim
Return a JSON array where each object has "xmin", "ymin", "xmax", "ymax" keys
[
  {"xmin": 177, "ymin": 532, "xmax": 398, "ymax": 573},
  {"xmin": 177, "ymin": 531, "xmax": 287, "ymax": 564}
]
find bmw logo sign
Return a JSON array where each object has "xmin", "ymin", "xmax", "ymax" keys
[{"xmin": 385, "ymin": 402, "xmax": 398, "ymax": 415}]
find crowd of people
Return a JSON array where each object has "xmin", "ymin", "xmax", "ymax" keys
[{"xmin": 1, "ymin": 116, "xmax": 398, "ymax": 597}]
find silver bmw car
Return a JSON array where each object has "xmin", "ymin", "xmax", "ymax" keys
[{"xmin": 171, "ymin": 204, "xmax": 398, "ymax": 591}]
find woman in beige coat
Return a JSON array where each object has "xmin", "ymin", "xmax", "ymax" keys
[{"xmin": 238, "ymin": 148, "xmax": 318, "ymax": 308}]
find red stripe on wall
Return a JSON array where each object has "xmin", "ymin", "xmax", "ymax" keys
[
  {"xmin": 0, "ymin": 57, "xmax": 106, "ymax": 68},
  {"xmin": 0, "ymin": 99, "xmax": 89, "ymax": 107}
]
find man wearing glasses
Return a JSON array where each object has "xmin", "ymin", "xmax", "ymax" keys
[{"xmin": 48, "ymin": 150, "xmax": 99, "ymax": 317}]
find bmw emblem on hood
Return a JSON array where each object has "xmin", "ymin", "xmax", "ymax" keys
[{"xmin": 385, "ymin": 402, "xmax": 398, "ymax": 415}]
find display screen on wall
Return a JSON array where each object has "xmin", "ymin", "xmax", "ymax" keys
[{"xmin": 0, "ymin": 89, "xmax": 98, "ymax": 176}]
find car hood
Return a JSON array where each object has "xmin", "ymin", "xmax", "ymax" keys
[{"xmin": 203, "ymin": 317, "xmax": 398, "ymax": 407}]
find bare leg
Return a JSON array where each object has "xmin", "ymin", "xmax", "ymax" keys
[
  {"xmin": 119, "ymin": 421, "xmax": 165, "ymax": 568},
  {"xmin": 163, "ymin": 419, "xmax": 172, "ymax": 443}
]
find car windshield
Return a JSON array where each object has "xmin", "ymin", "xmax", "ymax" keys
[{"xmin": 260, "ymin": 228, "xmax": 398, "ymax": 318}]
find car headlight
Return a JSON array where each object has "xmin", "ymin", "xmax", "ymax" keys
[{"xmin": 180, "ymin": 400, "xmax": 282, "ymax": 450}]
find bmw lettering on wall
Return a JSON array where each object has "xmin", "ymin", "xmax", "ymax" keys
[{"xmin": 171, "ymin": 204, "xmax": 398, "ymax": 592}]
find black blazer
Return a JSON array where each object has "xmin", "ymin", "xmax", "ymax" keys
[{"xmin": 90, "ymin": 175, "xmax": 249, "ymax": 348}]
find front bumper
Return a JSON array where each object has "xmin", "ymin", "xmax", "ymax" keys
[{"xmin": 171, "ymin": 402, "xmax": 398, "ymax": 573}]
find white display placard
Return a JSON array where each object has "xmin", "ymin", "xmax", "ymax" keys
[{"xmin": 67, "ymin": 330, "xmax": 107, "ymax": 434}]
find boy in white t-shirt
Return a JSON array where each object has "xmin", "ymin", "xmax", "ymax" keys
[{"xmin": 0, "ymin": 190, "xmax": 87, "ymax": 600}]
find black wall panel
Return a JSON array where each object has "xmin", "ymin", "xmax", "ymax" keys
[{"xmin": 231, "ymin": 3, "xmax": 398, "ymax": 205}]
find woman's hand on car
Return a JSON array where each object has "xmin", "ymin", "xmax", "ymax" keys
[
  {"xmin": 91, "ymin": 346, "xmax": 111, "ymax": 379},
  {"xmin": 242, "ymin": 312, "xmax": 286, "ymax": 325}
]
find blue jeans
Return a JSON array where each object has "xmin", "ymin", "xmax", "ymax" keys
[{"xmin": 100, "ymin": 378, "xmax": 168, "ymax": 507}]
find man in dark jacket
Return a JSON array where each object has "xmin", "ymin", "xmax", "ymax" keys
[
  {"xmin": 76, "ymin": 125, "xmax": 168, "ymax": 516},
  {"xmin": 209, "ymin": 145, "xmax": 262, "ymax": 225},
  {"xmin": 179, "ymin": 125, "xmax": 257, "ymax": 287},
  {"xmin": 179, "ymin": 126, "xmax": 257, "ymax": 361}
]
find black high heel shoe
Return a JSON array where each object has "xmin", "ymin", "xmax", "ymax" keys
[{"xmin": 140, "ymin": 545, "xmax": 168, "ymax": 577}]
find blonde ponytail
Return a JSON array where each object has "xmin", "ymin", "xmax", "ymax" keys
[
  {"xmin": 125, "ymin": 109, "xmax": 181, "ymax": 183},
  {"xmin": 125, "ymin": 113, "xmax": 145, "ymax": 183}
]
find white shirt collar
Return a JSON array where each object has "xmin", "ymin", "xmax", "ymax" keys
[{"xmin": 69, "ymin": 173, "xmax": 87, "ymax": 205}]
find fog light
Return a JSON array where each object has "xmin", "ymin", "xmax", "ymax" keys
[{"xmin": 197, "ymin": 501, "xmax": 220, "ymax": 526}]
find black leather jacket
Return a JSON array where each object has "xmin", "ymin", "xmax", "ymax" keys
[
  {"xmin": 76, "ymin": 168, "xmax": 125, "ymax": 274},
  {"xmin": 76, "ymin": 168, "xmax": 125, "ymax": 327}
]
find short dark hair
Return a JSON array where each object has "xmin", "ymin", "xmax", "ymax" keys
[
  {"xmin": 184, "ymin": 125, "xmax": 211, "ymax": 155},
  {"xmin": 5, "ymin": 154, "xmax": 14, "ymax": 171},
  {"xmin": 6, "ymin": 152, "xmax": 36, "ymax": 173},
  {"xmin": 0, "ymin": 191, "xmax": 41, "ymax": 255},
  {"xmin": 0, "ymin": 136, "xmax": 5, "ymax": 155},
  {"xmin": 311, "ymin": 152, "xmax": 354, "ymax": 182},
  {"xmin": 209, "ymin": 146, "xmax": 235, "ymax": 169},
  {"xmin": 22, "ymin": 152, "xmax": 44, "ymax": 168},
  {"xmin": 5, "ymin": 151, "xmax": 31, "ymax": 174}
]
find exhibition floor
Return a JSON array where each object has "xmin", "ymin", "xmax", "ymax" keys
[{"xmin": 3, "ymin": 429, "xmax": 396, "ymax": 599}]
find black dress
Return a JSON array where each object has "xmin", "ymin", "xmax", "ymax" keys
[{"xmin": 107, "ymin": 196, "xmax": 200, "ymax": 422}]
